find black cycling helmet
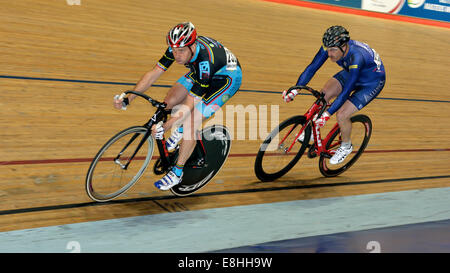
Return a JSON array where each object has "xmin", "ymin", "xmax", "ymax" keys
[{"xmin": 322, "ymin": 25, "xmax": 350, "ymax": 49}]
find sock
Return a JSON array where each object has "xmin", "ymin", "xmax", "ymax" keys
[
  {"xmin": 341, "ymin": 141, "xmax": 352, "ymax": 149},
  {"xmin": 172, "ymin": 163, "xmax": 184, "ymax": 177}
]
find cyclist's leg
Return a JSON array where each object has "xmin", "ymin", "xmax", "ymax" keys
[
  {"xmin": 178, "ymin": 66, "xmax": 242, "ymax": 163},
  {"xmin": 321, "ymin": 70, "xmax": 347, "ymax": 103},
  {"xmin": 328, "ymin": 95, "xmax": 357, "ymax": 164},
  {"xmin": 156, "ymin": 67, "xmax": 242, "ymax": 190},
  {"xmin": 323, "ymin": 70, "xmax": 353, "ymax": 141},
  {"xmin": 164, "ymin": 73, "xmax": 193, "ymax": 150},
  {"xmin": 335, "ymin": 100, "xmax": 358, "ymax": 143},
  {"xmin": 176, "ymin": 96, "xmax": 203, "ymax": 166},
  {"xmin": 341, "ymin": 78, "xmax": 385, "ymax": 142},
  {"xmin": 154, "ymin": 94, "xmax": 200, "ymax": 190},
  {"xmin": 330, "ymin": 79, "xmax": 385, "ymax": 164},
  {"xmin": 321, "ymin": 78, "xmax": 342, "ymax": 103},
  {"xmin": 298, "ymin": 71, "xmax": 344, "ymax": 143},
  {"xmin": 164, "ymin": 72, "xmax": 192, "ymax": 109},
  {"xmin": 154, "ymin": 74, "xmax": 196, "ymax": 190}
]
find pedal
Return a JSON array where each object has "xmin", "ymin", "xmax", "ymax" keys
[
  {"xmin": 153, "ymin": 158, "xmax": 166, "ymax": 175},
  {"xmin": 307, "ymin": 145, "xmax": 317, "ymax": 158}
]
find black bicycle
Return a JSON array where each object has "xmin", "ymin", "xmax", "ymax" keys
[{"xmin": 86, "ymin": 91, "xmax": 232, "ymax": 202}]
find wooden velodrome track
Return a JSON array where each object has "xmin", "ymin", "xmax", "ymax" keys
[{"xmin": 1, "ymin": 0, "xmax": 449, "ymax": 233}]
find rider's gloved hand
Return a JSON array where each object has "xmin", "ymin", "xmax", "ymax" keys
[
  {"xmin": 282, "ymin": 89, "xmax": 298, "ymax": 103},
  {"xmin": 113, "ymin": 94, "xmax": 129, "ymax": 110},
  {"xmin": 152, "ymin": 122, "xmax": 165, "ymax": 140},
  {"xmin": 314, "ymin": 112, "xmax": 330, "ymax": 128}
]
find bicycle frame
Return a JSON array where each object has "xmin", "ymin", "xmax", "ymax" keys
[
  {"xmin": 283, "ymin": 86, "xmax": 341, "ymax": 158},
  {"xmin": 114, "ymin": 91, "xmax": 207, "ymax": 172},
  {"xmin": 113, "ymin": 91, "xmax": 169, "ymax": 170}
]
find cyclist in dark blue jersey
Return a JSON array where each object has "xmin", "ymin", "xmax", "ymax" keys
[
  {"xmin": 114, "ymin": 22, "xmax": 242, "ymax": 190},
  {"xmin": 282, "ymin": 25, "xmax": 385, "ymax": 164}
]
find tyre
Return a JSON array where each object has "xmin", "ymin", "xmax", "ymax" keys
[
  {"xmin": 86, "ymin": 126, "xmax": 154, "ymax": 202},
  {"xmin": 319, "ymin": 115, "xmax": 372, "ymax": 177},
  {"xmin": 254, "ymin": 115, "xmax": 311, "ymax": 182}
]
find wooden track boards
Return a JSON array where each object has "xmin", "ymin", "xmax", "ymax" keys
[{"xmin": 0, "ymin": 0, "xmax": 449, "ymax": 232}]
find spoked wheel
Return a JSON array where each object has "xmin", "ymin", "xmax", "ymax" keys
[
  {"xmin": 170, "ymin": 125, "xmax": 232, "ymax": 196},
  {"xmin": 319, "ymin": 115, "xmax": 372, "ymax": 177},
  {"xmin": 86, "ymin": 126, "xmax": 154, "ymax": 202},
  {"xmin": 254, "ymin": 115, "xmax": 311, "ymax": 182}
]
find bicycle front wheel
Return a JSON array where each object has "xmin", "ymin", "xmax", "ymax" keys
[
  {"xmin": 319, "ymin": 114, "xmax": 372, "ymax": 177},
  {"xmin": 86, "ymin": 126, "xmax": 154, "ymax": 202},
  {"xmin": 254, "ymin": 115, "xmax": 311, "ymax": 182}
]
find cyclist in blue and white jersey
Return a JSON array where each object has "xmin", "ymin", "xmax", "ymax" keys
[{"xmin": 282, "ymin": 25, "xmax": 386, "ymax": 164}]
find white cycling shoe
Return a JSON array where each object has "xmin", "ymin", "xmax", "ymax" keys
[
  {"xmin": 166, "ymin": 127, "xmax": 183, "ymax": 151},
  {"xmin": 154, "ymin": 171, "xmax": 183, "ymax": 190},
  {"xmin": 330, "ymin": 145, "xmax": 353, "ymax": 165}
]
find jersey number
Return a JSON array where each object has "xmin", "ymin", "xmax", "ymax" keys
[
  {"xmin": 224, "ymin": 47, "xmax": 237, "ymax": 71},
  {"xmin": 372, "ymin": 48, "xmax": 382, "ymax": 71}
]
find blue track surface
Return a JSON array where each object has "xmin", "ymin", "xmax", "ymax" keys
[{"xmin": 0, "ymin": 187, "xmax": 449, "ymax": 253}]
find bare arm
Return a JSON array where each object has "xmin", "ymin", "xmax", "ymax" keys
[
  {"xmin": 114, "ymin": 65, "xmax": 165, "ymax": 109},
  {"xmin": 130, "ymin": 66, "xmax": 165, "ymax": 101}
]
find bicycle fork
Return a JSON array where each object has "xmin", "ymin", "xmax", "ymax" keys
[{"xmin": 114, "ymin": 129, "xmax": 152, "ymax": 170}]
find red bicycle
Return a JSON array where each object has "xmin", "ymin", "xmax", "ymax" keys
[{"xmin": 254, "ymin": 85, "xmax": 372, "ymax": 181}]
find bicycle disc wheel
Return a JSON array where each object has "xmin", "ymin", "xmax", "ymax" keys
[
  {"xmin": 170, "ymin": 125, "xmax": 231, "ymax": 196},
  {"xmin": 86, "ymin": 126, "xmax": 154, "ymax": 202},
  {"xmin": 254, "ymin": 115, "xmax": 311, "ymax": 182},
  {"xmin": 319, "ymin": 115, "xmax": 372, "ymax": 177}
]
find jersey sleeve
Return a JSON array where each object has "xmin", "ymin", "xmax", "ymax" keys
[
  {"xmin": 190, "ymin": 60, "xmax": 214, "ymax": 97},
  {"xmin": 156, "ymin": 47, "xmax": 175, "ymax": 71},
  {"xmin": 327, "ymin": 53, "xmax": 363, "ymax": 116},
  {"xmin": 296, "ymin": 46, "xmax": 328, "ymax": 86}
]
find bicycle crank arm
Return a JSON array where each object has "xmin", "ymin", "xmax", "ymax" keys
[{"xmin": 320, "ymin": 152, "xmax": 332, "ymax": 159}]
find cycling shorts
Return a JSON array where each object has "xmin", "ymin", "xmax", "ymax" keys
[
  {"xmin": 333, "ymin": 69, "xmax": 385, "ymax": 110},
  {"xmin": 177, "ymin": 66, "xmax": 242, "ymax": 118}
]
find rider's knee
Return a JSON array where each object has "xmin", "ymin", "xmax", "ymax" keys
[
  {"xmin": 164, "ymin": 96, "xmax": 180, "ymax": 109},
  {"xmin": 165, "ymin": 87, "xmax": 188, "ymax": 109},
  {"xmin": 335, "ymin": 108, "xmax": 351, "ymax": 123},
  {"xmin": 336, "ymin": 100, "xmax": 359, "ymax": 123},
  {"xmin": 321, "ymin": 78, "xmax": 342, "ymax": 103}
]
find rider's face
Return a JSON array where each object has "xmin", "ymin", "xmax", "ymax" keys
[
  {"xmin": 327, "ymin": 45, "xmax": 346, "ymax": 62},
  {"xmin": 172, "ymin": 44, "xmax": 194, "ymax": 65}
]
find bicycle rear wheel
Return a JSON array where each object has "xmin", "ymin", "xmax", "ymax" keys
[
  {"xmin": 319, "ymin": 114, "xmax": 372, "ymax": 177},
  {"xmin": 170, "ymin": 125, "xmax": 231, "ymax": 196},
  {"xmin": 86, "ymin": 126, "xmax": 154, "ymax": 202},
  {"xmin": 254, "ymin": 115, "xmax": 311, "ymax": 182}
]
